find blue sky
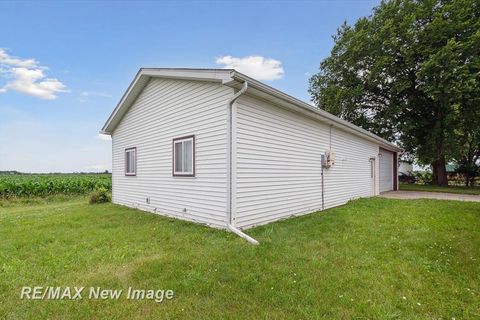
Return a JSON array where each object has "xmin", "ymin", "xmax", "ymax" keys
[{"xmin": 0, "ymin": 0, "xmax": 379, "ymax": 172}]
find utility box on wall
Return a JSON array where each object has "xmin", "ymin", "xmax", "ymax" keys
[{"xmin": 322, "ymin": 149, "xmax": 336, "ymax": 168}]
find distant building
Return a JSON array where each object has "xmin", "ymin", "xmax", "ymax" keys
[
  {"xmin": 398, "ymin": 160, "xmax": 413, "ymax": 175},
  {"xmin": 445, "ymin": 164, "xmax": 458, "ymax": 175}
]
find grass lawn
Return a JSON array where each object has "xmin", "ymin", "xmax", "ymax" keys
[
  {"xmin": 1, "ymin": 197, "xmax": 479, "ymax": 319},
  {"xmin": 400, "ymin": 183, "xmax": 480, "ymax": 195}
]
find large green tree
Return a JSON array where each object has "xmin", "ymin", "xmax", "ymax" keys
[
  {"xmin": 455, "ymin": 93, "xmax": 480, "ymax": 186},
  {"xmin": 309, "ymin": 0, "xmax": 480, "ymax": 185}
]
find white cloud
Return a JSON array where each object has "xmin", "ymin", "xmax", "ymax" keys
[
  {"xmin": 0, "ymin": 48, "xmax": 67, "ymax": 100},
  {"xmin": 97, "ymin": 133, "xmax": 112, "ymax": 141},
  {"xmin": 0, "ymin": 49, "xmax": 37, "ymax": 67},
  {"xmin": 79, "ymin": 91, "xmax": 112, "ymax": 103},
  {"xmin": 4, "ymin": 67, "xmax": 67, "ymax": 100},
  {"xmin": 215, "ymin": 55, "xmax": 284, "ymax": 81},
  {"xmin": 81, "ymin": 91, "xmax": 111, "ymax": 98}
]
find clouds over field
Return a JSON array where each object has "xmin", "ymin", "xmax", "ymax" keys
[{"xmin": 0, "ymin": 49, "xmax": 68, "ymax": 100}]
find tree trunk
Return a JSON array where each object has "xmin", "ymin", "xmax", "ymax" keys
[
  {"xmin": 465, "ymin": 173, "xmax": 470, "ymax": 187},
  {"xmin": 431, "ymin": 159, "xmax": 448, "ymax": 186}
]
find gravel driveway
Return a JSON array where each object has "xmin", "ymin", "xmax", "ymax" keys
[{"xmin": 380, "ymin": 191, "xmax": 480, "ymax": 202}]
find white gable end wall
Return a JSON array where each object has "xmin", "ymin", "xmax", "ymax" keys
[
  {"xmin": 112, "ymin": 78, "xmax": 233, "ymax": 228},
  {"xmin": 233, "ymin": 95, "xmax": 380, "ymax": 229}
]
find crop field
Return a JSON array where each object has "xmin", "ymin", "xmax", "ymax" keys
[{"xmin": 0, "ymin": 174, "xmax": 111, "ymax": 198}]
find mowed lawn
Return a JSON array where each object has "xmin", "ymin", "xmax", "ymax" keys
[
  {"xmin": 1, "ymin": 197, "xmax": 479, "ymax": 319},
  {"xmin": 400, "ymin": 183, "xmax": 480, "ymax": 195}
]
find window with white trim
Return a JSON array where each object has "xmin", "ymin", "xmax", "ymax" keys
[
  {"xmin": 125, "ymin": 147, "xmax": 136, "ymax": 176},
  {"xmin": 173, "ymin": 136, "xmax": 195, "ymax": 176}
]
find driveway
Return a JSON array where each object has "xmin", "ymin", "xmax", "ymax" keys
[{"xmin": 380, "ymin": 191, "xmax": 480, "ymax": 202}]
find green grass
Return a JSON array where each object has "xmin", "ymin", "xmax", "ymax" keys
[
  {"xmin": 400, "ymin": 183, "xmax": 480, "ymax": 195},
  {"xmin": 0, "ymin": 194, "xmax": 82, "ymax": 208},
  {"xmin": 1, "ymin": 198, "xmax": 479, "ymax": 319}
]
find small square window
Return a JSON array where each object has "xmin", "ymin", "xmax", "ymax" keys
[
  {"xmin": 173, "ymin": 136, "xmax": 195, "ymax": 176},
  {"xmin": 125, "ymin": 147, "xmax": 136, "ymax": 176}
]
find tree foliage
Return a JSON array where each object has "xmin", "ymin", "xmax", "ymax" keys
[{"xmin": 309, "ymin": 0, "xmax": 480, "ymax": 185}]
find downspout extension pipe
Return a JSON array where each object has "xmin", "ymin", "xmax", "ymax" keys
[
  {"xmin": 227, "ymin": 81, "xmax": 258, "ymax": 245},
  {"xmin": 227, "ymin": 224, "xmax": 259, "ymax": 245}
]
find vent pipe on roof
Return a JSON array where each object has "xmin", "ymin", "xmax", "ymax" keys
[{"xmin": 226, "ymin": 81, "xmax": 258, "ymax": 245}]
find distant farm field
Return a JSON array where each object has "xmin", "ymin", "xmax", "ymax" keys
[{"xmin": 0, "ymin": 174, "xmax": 111, "ymax": 198}]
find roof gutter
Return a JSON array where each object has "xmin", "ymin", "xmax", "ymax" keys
[{"xmin": 226, "ymin": 81, "xmax": 258, "ymax": 245}]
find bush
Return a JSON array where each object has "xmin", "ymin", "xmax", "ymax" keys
[
  {"xmin": 413, "ymin": 170, "xmax": 433, "ymax": 185},
  {"xmin": 89, "ymin": 187, "xmax": 111, "ymax": 204}
]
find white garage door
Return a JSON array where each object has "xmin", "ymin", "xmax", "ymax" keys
[{"xmin": 379, "ymin": 149, "xmax": 394, "ymax": 192}]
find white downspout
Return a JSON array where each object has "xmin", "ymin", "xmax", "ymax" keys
[
  {"xmin": 227, "ymin": 81, "xmax": 258, "ymax": 245},
  {"xmin": 227, "ymin": 223, "xmax": 259, "ymax": 245}
]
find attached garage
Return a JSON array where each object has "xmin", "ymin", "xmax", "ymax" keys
[{"xmin": 379, "ymin": 148, "xmax": 398, "ymax": 192}]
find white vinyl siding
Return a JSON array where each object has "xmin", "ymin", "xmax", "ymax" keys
[
  {"xmin": 234, "ymin": 95, "xmax": 380, "ymax": 229},
  {"xmin": 112, "ymin": 78, "xmax": 232, "ymax": 228},
  {"xmin": 379, "ymin": 149, "xmax": 394, "ymax": 192}
]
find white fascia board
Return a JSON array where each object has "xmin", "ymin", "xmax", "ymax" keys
[
  {"xmin": 140, "ymin": 68, "xmax": 234, "ymax": 83},
  {"xmin": 101, "ymin": 69, "xmax": 147, "ymax": 134},
  {"xmin": 230, "ymin": 72, "xmax": 403, "ymax": 153}
]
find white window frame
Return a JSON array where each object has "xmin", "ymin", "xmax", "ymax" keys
[
  {"xmin": 125, "ymin": 147, "xmax": 136, "ymax": 176},
  {"xmin": 173, "ymin": 135, "xmax": 195, "ymax": 177}
]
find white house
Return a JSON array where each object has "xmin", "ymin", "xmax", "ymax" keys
[
  {"xmin": 398, "ymin": 160, "xmax": 414, "ymax": 175},
  {"xmin": 101, "ymin": 68, "xmax": 401, "ymax": 240}
]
